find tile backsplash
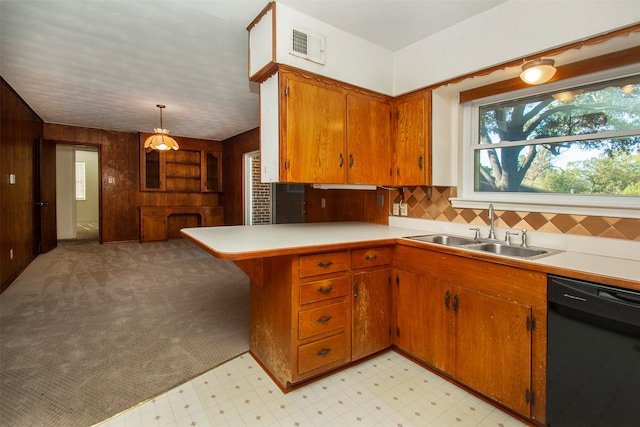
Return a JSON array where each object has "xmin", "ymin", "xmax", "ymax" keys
[{"xmin": 391, "ymin": 186, "xmax": 640, "ymax": 241}]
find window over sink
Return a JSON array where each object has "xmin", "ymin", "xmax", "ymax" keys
[{"xmin": 457, "ymin": 64, "xmax": 640, "ymax": 217}]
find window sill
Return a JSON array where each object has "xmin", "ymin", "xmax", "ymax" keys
[{"xmin": 450, "ymin": 197, "xmax": 640, "ymax": 219}]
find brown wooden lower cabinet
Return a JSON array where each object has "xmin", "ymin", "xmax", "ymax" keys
[
  {"xmin": 393, "ymin": 245, "xmax": 547, "ymax": 423},
  {"xmin": 139, "ymin": 206, "xmax": 223, "ymax": 242},
  {"xmin": 246, "ymin": 246, "xmax": 392, "ymax": 390},
  {"xmin": 243, "ymin": 242, "xmax": 546, "ymax": 424}
]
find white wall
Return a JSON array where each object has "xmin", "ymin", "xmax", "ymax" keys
[
  {"xmin": 75, "ymin": 149, "xmax": 99, "ymax": 222},
  {"xmin": 393, "ymin": 0, "xmax": 640, "ymax": 95},
  {"xmin": 274, "ymin": 2, "xmax": 394, "ymax": 94},
  {"xmin": 56, "ymin": 145, "xmax": 75, "ymax": 239}
]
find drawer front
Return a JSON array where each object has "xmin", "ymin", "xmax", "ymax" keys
[
  {"xmin": 351, "ymin": 246, "xmax": 392, "ymax": 269},
  {"xmin": 299, "ymin": 301, "xmax": 348, "ymax": 340},
  {"xmin": 298, "ymin": 332, "xmax": 348, "ymax": 375},
  {"xmin": 299, "ymin": 251, "xmax": 349, "ymax": 278},
  {"xmin": 300, "ymin": 276, "xmax": 349, "ymax": 305}
]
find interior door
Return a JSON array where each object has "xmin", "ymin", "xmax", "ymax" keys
[{"xmin": 38, "ymin": 138, "xmax": 57, "ymax": 253}]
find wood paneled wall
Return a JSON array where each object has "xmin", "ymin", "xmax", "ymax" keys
[
  {"xmin": 305, "ymin": 186, "xmax": 389, "ymax": 225},
  {"xmin": 44, "ymin": 124, "xmax": 140, "ymax": 242},
  {"xmin": 44, "ymin": 125, "xmax": 223, "ymax": 242},
  {"xmin": 1, "ymin": 78, "xmax": 44, "ymax": 293},
  {"xmin": 222, "ymin": 128, "xmax": 260, "ymax": 225}
]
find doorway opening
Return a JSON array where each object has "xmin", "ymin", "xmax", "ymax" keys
[
  {"xmin": 55, "ymin": 145, "xmax": 100, "ymax": 241},
  {"xmin": 243, "ymin": 151, "xmax": 305, "ymax": 225}
]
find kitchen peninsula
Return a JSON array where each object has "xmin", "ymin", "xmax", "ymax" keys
[{"xmin": 181, "ymin": 221, "xmax": 639, "ymax": 424}]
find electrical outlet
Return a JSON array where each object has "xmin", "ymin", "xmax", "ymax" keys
[
  {"xmin": 321, "ymin": 198, "xmax": 326, "ymax": 208},
  {"xmin": 10, "ymin": 249, "xmax": 14, "ymax": 260},
  {"xmin": 400, "ymin": 203, "xmax": 408, "ymax": 216},
  {"xmin": 392, "ymin": 203, "xmax": 400, "ymax": 216}
]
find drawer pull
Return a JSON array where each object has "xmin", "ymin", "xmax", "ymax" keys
[
  {"xmin": 317, "ymin": 261, "xmax": 334, "ymax": 268},
  {"xmin": 317, "ymin": 348, "xmax": 332, "ymax": 357},
  {"xmin": 317, "ymin": 285, "xmax": 333, "ymax": 294},
  {"xmin": 316, "ymin": 315, "xmax": 332, "ymax": 324},
  {"xmin": 365, "ymin": 254, "xmax": 378, "ymax": 261}
]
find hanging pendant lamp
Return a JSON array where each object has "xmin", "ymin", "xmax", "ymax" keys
[{"xmin": 144, "ymin": 105, "xmax": 179, "ymax": 151}]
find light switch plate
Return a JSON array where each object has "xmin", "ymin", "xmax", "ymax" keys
[{"xmin": 9, "ymin": 174, "xmax": 16, "ymax": 184}]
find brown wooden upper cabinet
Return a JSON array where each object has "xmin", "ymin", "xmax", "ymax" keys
[
  {"xmin": 140, "ymin": 143, "xmax": 222, "ymax": 192},
  {"xmin": 393, "ymin": 90, "xmax": 432, "ymax": 186},
  {"xmin": 347, "ymin": 92, "xmax": 393, "ymax": 185},
  {"xmin": 260, "ymin": 66, "xmax": 400, "ymax": 186},
  {"xmin": 283, "ymin": 71, "xmax": 347, "ymax": 183}
]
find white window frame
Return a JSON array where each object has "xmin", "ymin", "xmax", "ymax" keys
[
  {"xmin": 75, "ymin": 160, "xmax": 86, "ymax": 201},
  {"xmin": 452, "ymin": 63, "xmax": 640, "ymax": 218}
]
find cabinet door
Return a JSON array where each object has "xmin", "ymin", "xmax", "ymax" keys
[
  {"xmin": 140, "ymin": 147, "xmax": 166, "ymax": 191},
  {"xmin": 352, "ymin": 269, "xmax": 391, "ymax": 360},
  {"xmin": 453, "ymin": 287, "xmax": 532, "ymax": 417},
  {"xmin": 285, "ymin": 74, "xmax": 346, "ymax": 183},
  {"xmin": 346, "ymin": 93, "xmax": 392, "ymax": 184},
  {"xmin": 141, "ymin": 214, "xmax": 166, "ymax": 242},
  {"xmin": 202, "ymin": 151, "xmax": 222, "ymax": 192},
  {"xmin": 395, "ymin": 270, "xmax": 452, "ymax": 372},
  {"xmin": 394, "ymin": 91, "xmax": 431, "ymax": 186}
]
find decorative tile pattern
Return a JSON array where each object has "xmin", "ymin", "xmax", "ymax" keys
[
  {"xmin": 97, "ymin": 352, "xmax": 527, "ymax": 427},
  {"xmin": 392, "ymin": 186, "xmax": 640, "ymax": 241}
]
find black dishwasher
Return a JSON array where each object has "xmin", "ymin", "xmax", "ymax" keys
[{"xmin": 547, "ymin": 275, "xmax": 640, "ymax": 427}]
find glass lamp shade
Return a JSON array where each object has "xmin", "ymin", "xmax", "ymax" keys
[
  {"xmin": 144, "ymin": 128, "xmax": 179, "ymax": 151},
  {"xmin": 520, "ymin": 59, "xmax": 557, "ymax": 85}
]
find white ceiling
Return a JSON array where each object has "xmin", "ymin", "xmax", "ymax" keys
[{"xmin": 0, "ymin": 0, "xmax": 506, "ymax": 141}]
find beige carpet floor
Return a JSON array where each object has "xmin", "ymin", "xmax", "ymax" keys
[{"xmin": 0, "ymin": 238, "xmax": 249, "ymax": 427}]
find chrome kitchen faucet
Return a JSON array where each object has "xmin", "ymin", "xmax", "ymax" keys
[{"xmin": 487, "ymin": 204, "xmax": 496, "ymax": 240}]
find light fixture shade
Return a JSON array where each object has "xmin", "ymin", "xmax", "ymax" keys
[
  {"xmin": 145, "ymin": 104, "xmax": 179, "ymax": 150},
  {"xmin": 520, "ymin": 59, "xmax": 556, "ymax": 85},
  {"xmin": 144, "ymin": 128, "xmax": 179, "ymax": 151}
]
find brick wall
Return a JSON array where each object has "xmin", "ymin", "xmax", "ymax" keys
[{"xmin": 251, "ymin": 156, "xmax": 271, "ymax": 225}]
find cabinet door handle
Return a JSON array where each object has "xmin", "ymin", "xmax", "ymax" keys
[
  {"xmin": 354, "ymin": 283, "xmax": 359, "ymax": 299},
  {"xmin": 317, "ymin": 348, "xmax": 332, "ymax": 357},
  {"xmin": 317, "ymin": 285, "xmax": 333, "ymax": 294},
  {"xmin": 418, "ymin": 155, "xmax": 423, "ymax": 170},
  {"xmin": 317, "ymin": 315, "xmax": 332, "ymax": 324},
  {"xmin": 339, "ymin": 153, "xmax": 344, "ymax": 168},
  {"xmin": 445, "ymin": 290, "xmax": 450, "ymax": 310},
  {"xmin": 453, "ymin": 295, "xmax": 459, "ymax": 313},
  {"xmin": 349, "ymin": 153, "xmax": 354, "ymax": 168},
  {"xmin": 365, "ymin": 254, "xmax": 377, "ymax": 261},
  {"xmin": 317, "ymin": 261, "xmax": 333, "ymax": 268}
]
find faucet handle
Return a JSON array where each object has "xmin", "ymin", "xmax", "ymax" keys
[
  {"xmin": 505, "ymin": 231, "xmax": 519, "ymax": 245},
  {"xmin": 469, "ymin": 227, "xmax": 481, "ymax": 240}
]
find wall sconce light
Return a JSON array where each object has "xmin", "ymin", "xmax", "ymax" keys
[
  {"xmin": 520, "ymin": 59, "xmax": 557, "ymax": 85},
  {"xmin": 144, "ymin": 105, "xmax": 179, "ymax": 151}
]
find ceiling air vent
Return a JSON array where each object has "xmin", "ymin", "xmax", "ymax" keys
[{"xmin": 290, "ymin": 28, "xmax": 325, "ymax": 65}]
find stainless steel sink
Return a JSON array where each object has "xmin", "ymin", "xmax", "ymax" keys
[
  {"xmin": 466, "ymin": 242, "xmax": 551, "ymax": 259},
  {"xmin": 405, "ymin": 234, "xmax": 559, "ymax": 260},
  {"xmin": 407, "ymin": 234, "xmax": 478, "ymax": 246}
]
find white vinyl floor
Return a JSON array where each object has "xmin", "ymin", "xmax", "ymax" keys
[{"xmin": 96, "ymin": 351, "xmax": 528, "ymax": 427}]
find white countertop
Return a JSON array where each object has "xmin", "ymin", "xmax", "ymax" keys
[
  {"xmin": 182, "ymin": 221, "xmax": 639, "ymax": 288},
  {"xmin": 181, "ymin": 222, "xmax": 420, "ymax": 256}
]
